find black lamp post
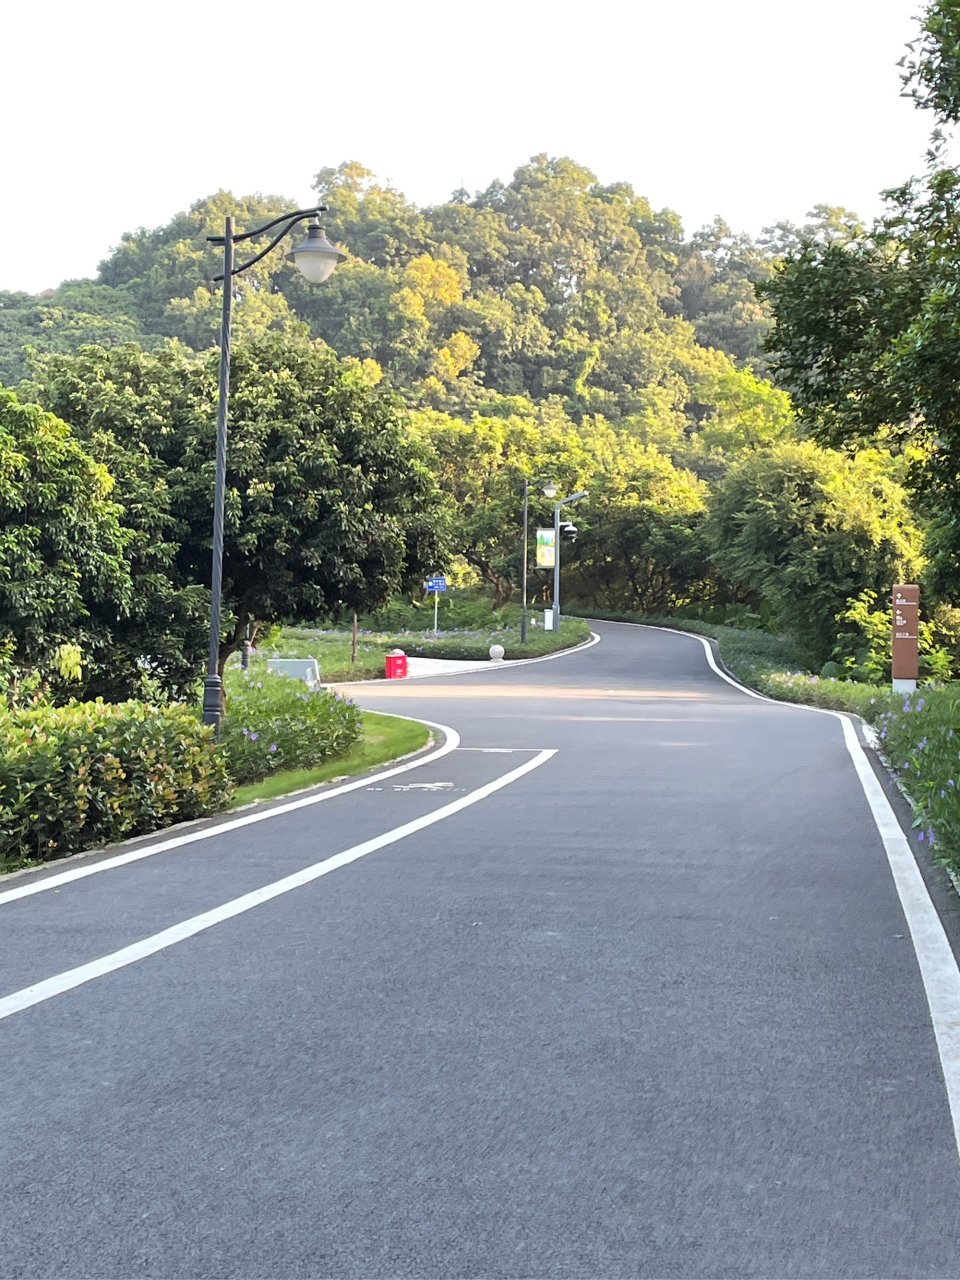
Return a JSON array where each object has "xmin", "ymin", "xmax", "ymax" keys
[
  {"xmin": 202, "ymin": 208, "xmax": 345, "ymax": 730},
  {"xmin": 521, "ymin": 477, "xmax": 557, "ymax": 643}
]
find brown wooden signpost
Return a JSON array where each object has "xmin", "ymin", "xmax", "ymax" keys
[{"xmin": 892, "ymin": 583, "xmax": 919, "ymax": 692}]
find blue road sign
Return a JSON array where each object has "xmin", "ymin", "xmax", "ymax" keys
[{"xmin": 426, "ymin": 575, "xmax": 447, "ymax": 592}]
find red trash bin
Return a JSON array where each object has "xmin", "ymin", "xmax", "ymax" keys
[{"xmin": 385, "ymin": 649, "xmax": 408, "ymax": 679}]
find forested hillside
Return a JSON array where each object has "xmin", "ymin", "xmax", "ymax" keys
[{"xmin": 0, "ymin": 152, "xmax": 944, "ymax": 685}]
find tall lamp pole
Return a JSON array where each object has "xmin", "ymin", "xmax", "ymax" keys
[
  {"xmin": 551, "ymin": 490, "xmax": 588, "ymax": 632},
  {"xmin": 521, "ymin": 477, "xmax": 557, "ymax": 643},
  {"xmin": 202, "ymin": 208, "xmax": 345, "ymax": 730}
]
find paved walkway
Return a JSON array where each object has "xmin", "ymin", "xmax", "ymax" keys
[{"xmin": 2, "ymin": 622, "xmax": 960, "ymax": 1277}]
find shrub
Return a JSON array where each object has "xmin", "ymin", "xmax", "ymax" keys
[
  {"xmin": 221, "ymin": 669, "xmax": 361, "ymax": 786},
  {"xmin": 0, "ymin": 701, "xmax": 230, "ymax": 870}
]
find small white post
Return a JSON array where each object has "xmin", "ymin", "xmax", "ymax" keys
[{"xmin": 434, "ymin": 589, "xmax": 439, "ymax": 635}]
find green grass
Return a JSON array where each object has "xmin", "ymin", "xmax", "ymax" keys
[
  {"xmin": 229, "ymin": 710, "xmax": 431, "ymax": 806},
  {"xmin": 230, "ymin": 616, "xmax": 592, "ymax": 683}
]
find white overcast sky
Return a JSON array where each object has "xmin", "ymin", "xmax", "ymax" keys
[{"xmin": 2, "ymin": 0, "xmax": 937, "ymax": 293}]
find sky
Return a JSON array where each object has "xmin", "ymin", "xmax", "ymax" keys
[{"xmin": 2, "ymin": 0, "xmax": 938, "ymax": 294}]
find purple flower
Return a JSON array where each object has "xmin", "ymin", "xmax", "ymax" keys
[
  {"xmin": 919, "ymin": 830, "xmax": 925, "ymax": 841},
  {"xmin": 270, "ymin": 744, "xmax": 277, "ymax": 752},
  {"xmin": 918, "ymin": 699, "xmax": 925, "ymax": 709},
  {"xmin": 250, "ymin": 732, "xmax": 258, "ymax": 741},
  {"xmin": 942, "ymin": 791, "xmax": 946, "ymax": 798},
  {"xmin": 870, "ymin": 698, "xmax": 876, "ymax": 704},
  {"xmin": 242, "ymin": 727, "xmax": 248, "ymax": 736},
  {"xmin": 256, "ymin": 681, "xmax": 263, "ymax": 689}
]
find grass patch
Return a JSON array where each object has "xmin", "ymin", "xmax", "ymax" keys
[
  {"xmin": 229, "ymin": 710, "xmax": 431, "ymax": 807},
  {"xmin": 233, "ymin": 616, "xmax": 592, "ymax": 683}
]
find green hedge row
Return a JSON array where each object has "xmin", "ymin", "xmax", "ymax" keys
[
  {"xmin": 0, "ymin": 672, "xmax": 366, "ymax": 871},
  {"xmin": 0, "ymin": 701, "xmax": 230, "ymax": 870}
]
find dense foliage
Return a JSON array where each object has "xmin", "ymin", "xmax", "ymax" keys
[
  {"xmin": 706, "ymin": 444, "xmax": 923, "ymax": 665},
  {"xmin": 33, "ymin": 337, "xmax": 444, "ymax": 682},
  {"xmin": 0, "ymin": 388, "xmax": 131, "ymax": 690}
]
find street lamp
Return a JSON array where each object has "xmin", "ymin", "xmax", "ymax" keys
[
  {"xmin": 202, "ymin": 208, "xmax": 346, "ymax": 730},
  {"xmin": 521, "ymin": 477, "xmax": 557, "ymax": 643},
  {"xmin": 550, "ymin": 490, "xmax": 588, "ymax": 632}
]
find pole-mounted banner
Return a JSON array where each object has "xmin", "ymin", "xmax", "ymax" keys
[
  {"xmin": 536, "ymin": 529, "xmax": 556, "ymax": 568},
  {"xmin": 892, "ymin": 583, "xmax": 919, "ymax": 692}
]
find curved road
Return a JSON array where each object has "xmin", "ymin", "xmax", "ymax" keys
[{"xmin": 2, "ymin": 621, "xmax": 960, "ymax": 1278}]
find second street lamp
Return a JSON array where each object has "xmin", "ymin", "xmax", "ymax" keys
[
  {"xmin": 550, "ymin": 490, "xmax": 588, "ymax": 632},
  {"xmin": 521, "ymin": 477, "xmax": 557, "ymax": 643},
  {"xmin": 202, "ymin": 208, "xmax": 346, "ymax": 731}
]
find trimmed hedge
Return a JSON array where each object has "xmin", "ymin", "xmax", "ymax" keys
[{"xmin": 0, "ymin": 701, "xmax": 230, "ymax": 870}]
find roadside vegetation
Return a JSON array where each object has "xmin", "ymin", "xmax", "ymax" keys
[
  {"xmin": 249, "ymin": 603, "xmax": 590, "ymax": 681},
  {"xmin": 231, "ymin": 712, "xmax": 430, "ymax": 807}
]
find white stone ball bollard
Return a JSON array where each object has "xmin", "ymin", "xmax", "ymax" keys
[{"xmin": 489, "ymin": 644, "xmax": 505, "ymax": 663}]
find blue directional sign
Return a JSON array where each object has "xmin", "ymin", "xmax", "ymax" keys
[{"xmin": 426, "ymin": 575, "xmax": 447, "ymax": 592}]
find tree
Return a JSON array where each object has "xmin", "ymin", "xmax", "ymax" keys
[
  {"xmin": 761, "ymin": 2, "xmax": 960, "ymax": 600},
  {"xmin": 0, "ymin": 388, "xmax": 130, "ymax": 691},
  {"xmin": 564, "ymin": 448, "xmax": 713, "ymax": 614},
  {"xmin": 0, "ymin": 287, "xmax": 143, "ymax": 386},
  {"xmin": 705, "ymin": 443, "xmax": 923, "ymax": 665},
  {"xmin": 38, "ymin": 337, "xmax": 446, "ymax": 673}
]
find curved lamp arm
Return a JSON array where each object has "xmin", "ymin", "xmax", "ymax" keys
[
  {"xmin": 209, "ymin": 208, "xmax": 330, "ymax": 281},
  {"xmin": 206, "ymin": 206, "xmax": 325, "ymax": 245}
]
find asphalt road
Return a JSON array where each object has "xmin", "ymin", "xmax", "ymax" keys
[{"xmin": 2, "ymin": 620, "xmax": 960, "ymax": 1279}]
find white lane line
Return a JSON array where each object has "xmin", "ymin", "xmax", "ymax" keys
[
  {"xmin": 611, "ymin": 618, "xmax": 960, "ymax": 1162},
  {"xmin": 0, "ymin": 718, "xmax": 459, "ymax": 909},
  {"xmin": 835, "ymin": 714, "xmax": 960, "ymax": 1156},
  {"xmin": 0, "ymin": 749, "xmax": 557, "ymax": 1023}
]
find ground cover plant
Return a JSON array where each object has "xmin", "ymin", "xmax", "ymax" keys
[
  {"xmin": 220, "ymin": 668, "xmax": 362, "ymax": 786},
  {"xmin": 230, "ymin": 711, "xmax": 431, "ymax": 807}
]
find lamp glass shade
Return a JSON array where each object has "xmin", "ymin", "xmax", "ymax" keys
[
  {"xmin": 295, "ymin": 253, "xmax": 338, "ymax": 284},
  {"xmin": 542, "ymin": 481, "xmax": 558, "ymax": 499},
  {"xmin": 285, "ymin": 223, "xmax": 345, "ymax": 284}
]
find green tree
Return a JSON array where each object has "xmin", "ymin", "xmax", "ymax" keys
[
  {"xmin": 0, "ymin": 287, "xmax": 143, "ymax": 386},
  {"xmin": 761, "ymin": 2, "xmax": 960, "ymax": 600},
  {"xmin": 39, "ymin": 338, "xmax": 446, "ymax": 673},
  {"xmin": 705, "ymin": 443, "xmax": 923, "ymax": 665},
  {"xmin": 0, "ymin": 388, "xmax": 130, "ymax": 691},
  {"xmin": 564, "ymin": 448, "xmax": 713, "ymax": 614}
]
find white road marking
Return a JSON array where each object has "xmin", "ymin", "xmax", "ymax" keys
[
  {"xmin": 0, "ymin": 718, "xmax": 460, "ymax": 909},
  {"xmin": 0, "ymin": 750, "xmax": 557, "ymax": 1023},
  {"xmin": 614, "ymin": 618, "xmax": 960, "ymax": 1163}
]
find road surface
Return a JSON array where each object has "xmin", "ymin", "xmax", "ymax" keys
[{"xmin": 2, "ymin": 621, "xmax": 960, "ymax": 1278}]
